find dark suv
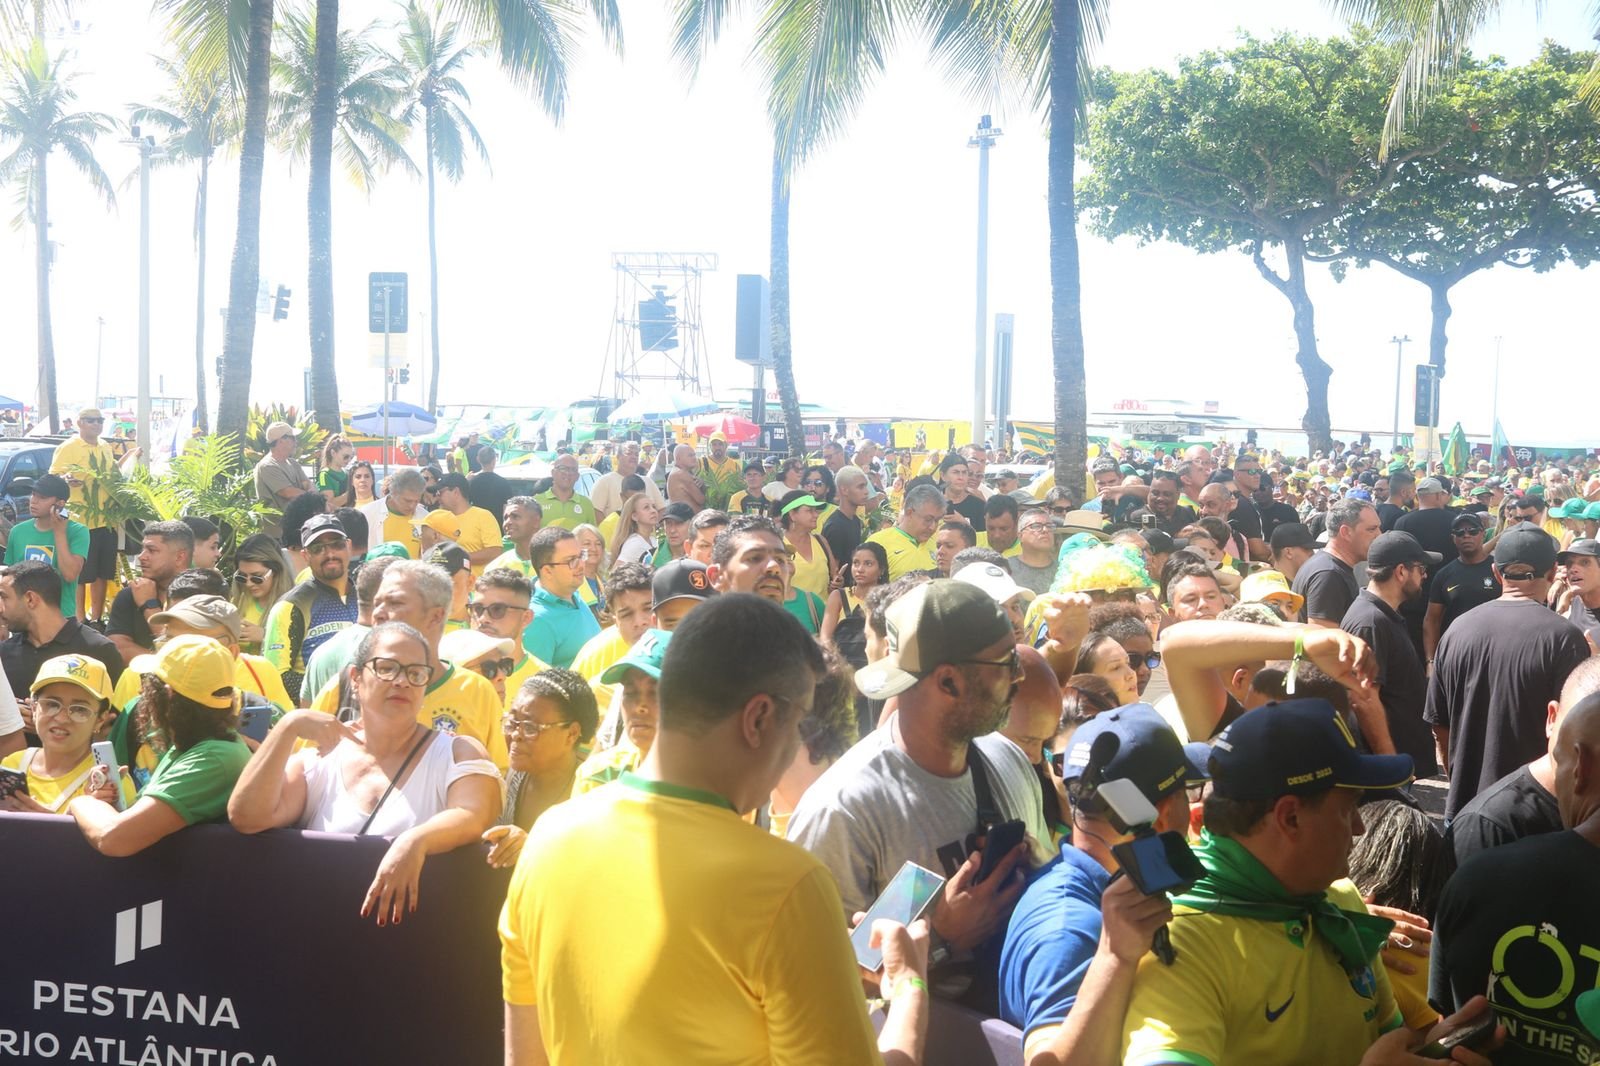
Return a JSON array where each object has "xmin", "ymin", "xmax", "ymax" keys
[{"xmin": 0, "ymin": 439, "xmax": 57, "ymax": 523}]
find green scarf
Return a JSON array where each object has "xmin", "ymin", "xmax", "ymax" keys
[{"xmin": 1173, "ymin": 831, "xmax": 1393, "ymax": 977}]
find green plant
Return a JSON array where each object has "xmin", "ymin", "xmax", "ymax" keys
[{"xmin": 243, "ymin": 403, "xmax": 329, "ymax": 468}]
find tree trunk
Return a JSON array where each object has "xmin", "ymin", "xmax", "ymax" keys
[
  {"xmin": 217, "ymin": 0, "xmax": 275, "ymax": 441},
  {"xmin": 768, "ymin": 147, "xmax": 804, "ymax": 458},
  {"xmin": 426, "ymin": 113, "xmax": 441, "ymax": 414},
  {"xmin": 193, "ymin": 152, "xmax": 210, "ymax": 433},
  {"xmin": 1282, "ymin": 237, "xmax": 1333, "ymax": 453},
  {"xmin": 307, "ymin": 0, "xmax": 341, "ymax": 433},
  {"xmin": 34, "ymin": 154, "xmax": 57, "ymax": 433},
  {"xmin": 1048, "ymin": 0, "xmax": 1087, "ymax": 502},
  {"xmin": 1428, "ymin": 279, "xmax": 1451, "ymax": 375}
]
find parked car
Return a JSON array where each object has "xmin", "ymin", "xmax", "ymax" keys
[{"xmin": 0, "ymin": 439, "xmax": 57, "ymax": 524}]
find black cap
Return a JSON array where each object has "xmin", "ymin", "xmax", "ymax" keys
[
  {"xmin": 1270, "ymin": 523, "xmax": 1317, "ymax": 553},
  {"xmin": 31, "ymin": 473, "xmax": 70, "ymax": 500},
  {"xmin": 1142, "ymin": 530, "xmax": 1176, "ymax": 555},
  {"xmin": 1494, "ymin": 522, "xmax": 1558, "ymax": 573},
  {"xmin": 1450, "ymin": 512, "xmax": 1485, "ymax": 532},
  {"xmin": 1208, "ymin": 699, "xmax": 1414, "ymax": 801},
  {"xmin": 299, "ymin": 513, "xmax": 349, "ymax": 547},
  {"xmin": 651, "ymin": 559, "xmax": 716, "ymax": 610},
  {"xmin": 1558, "ymin": 538, "xmax": 1600, "ymax": 564},
  {"xmin": 660, "ymin": 501, "xmax": 695, "ymax": 524},
  {"xmin": 1366, "ymin": 531, "xmax": 1442, "ymax": 569},
  {"xmin": 436, "ymin": 472, "xmax": 470, "ymax": 494},
  {"xmin": 425, "ymin": 543, "xmax": 471, "ymax": 576}
]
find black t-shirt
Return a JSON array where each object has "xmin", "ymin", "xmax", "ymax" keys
[
  {"xmin": 1292, "ymin": 550, "xmax": 1360, "ymax": 624},
  {"xmin": 820, "ymin": 509, "xmax": 865, "ymax": 584},
  {"xmin": 1228, "ymin": 495, "xmax": 1264, "ymax": 543},
  {"xmin": 1445, "ymin": 764, "xmax": 1561, "ymax": 868},
  {"xmin": 1429, "ymin": 557, "xmax": 1501, "ymax": 636},
  {"xmin": 1395, "ymin": 507, "xmax": 1461, "ymax": 564},
  {"xmin": 946, "ymin": 492, "xmax": 986, "ymax": 531},
  {"xmin": 468, "ymin": 471, "xmax": 514, "ymax": 534},
  {"xmin": 1340, "ymin": 590, "xmax": 1436, "ymax": 776},
  {"xmin": 1255, "ymin": 500, "xmax": 1299, "ymax": 543},
  {"xmin": 1135, "ymin": 505, "xmax": 1196, "ymax": 538},
  {"xmin": 0, "ymin": 619, "xmax": 125, "ymax": 699},
  {"xmin": 1425, "ymin": 598, "xmax": 1591, "ymax": 819},
  {"xmin": 1375, "ymin": 502, "xmax": 1407, "ymax": 531},
  {"xmin": 1431, "ymin": 830, "xmax": 1600, "ymax": 1064},
  {"xmin": 105, "ymin": 586, "xmax": 156, "ymax": 653}
]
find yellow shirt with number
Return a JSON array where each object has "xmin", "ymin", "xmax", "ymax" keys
[
  {"xmin": 309, "ymin": 661, "xmax": 508, "ymax": 770},
  {"xmin": 50, "ymin": 436, "xmax": 115, "ymax": 526},
  {"xmin": 1120, "ymin": 879, "xmax": 1401, "ymax": 1066},
  {"xmin": 498, "ymin": 773, "xmax": 884, "ymax": 1065},
  {"xmin": 866, "ymin": 526, "xmax": 936, "ymax": 581}
]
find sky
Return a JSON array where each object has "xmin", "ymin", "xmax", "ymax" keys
[{"xmin": 2, "ymin": 0, "xmax": 1596, "ymax": 449}]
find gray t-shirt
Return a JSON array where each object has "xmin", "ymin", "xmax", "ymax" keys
[
  {"xmin": 786, "ymin": 725, "xmax": 1052, "ymax": 917},
  {"xmin": 1009, "ymin": 557, "xmax": 1057, "ymax": 596}
]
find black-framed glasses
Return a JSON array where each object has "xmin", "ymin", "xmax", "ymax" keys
[
  {"xmin": 1129, "ymin": 651, "xmax": 1161, "ymax": 671},
  {"xmin": 1050, "ymin": 505, "xmax": 1073, "ymax": 516},
  {"xmin": 1021, "ymin": 522, "xmax": 1052, "ymax": 535},
  {"xmin": 474, "ymin": 657, "xmax": 517, "ymax": 681},
  {"xmin": 361, "ymin": 657, "xmax": 434, "ymax": 686},
  {"xmin": 468, "ymin": 600, "xmax": 527, "ymax": 619},
  {"xmin": 305, "ymin": 538, "xmax": 348, "ymax": 555},
  {"xmin": 959, "ymin": 649, "xmax": 1022, "ymax": 676},
  {"xmin": 502, "ymin": 714, "xmax": 573, "ymax": 738},
  {"xmin": 541, "ymin": 553, "xmax": 586, "ymax": 570}
]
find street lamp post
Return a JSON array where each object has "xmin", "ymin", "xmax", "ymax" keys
[
  {"xmin": 969, "ymin": 115, "xmax": 1002, "ymax": 450},
  {"xmin": 1390, "ymin": 334, "xmax": 1410, "ymax": 451},
  {"xmin": 125, "ymin": 127, "xmax": 162, "ymax": 463},
  {"xmin": 93, "ymin": 315, "xmax": 104, "ymax": 404}
]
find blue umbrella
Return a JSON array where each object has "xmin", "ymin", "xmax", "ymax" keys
[
  {"xmin": 349, "ymin": 401, "xmax": 437, "ymax": 438},
  {"xmin": 606, "ymin": 389, "xmax": 718, "ymax": 424}
]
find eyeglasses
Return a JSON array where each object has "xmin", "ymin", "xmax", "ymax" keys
[
  {"xmin": 959, "ymin": 649, "xmax": 1022, "ymax": 676},
  {"xmin": 361, "ymin": 657, "xmax": 434, "ymax": 686},
  {"xmin": 474, "ymin": 657, "xmax": 517, "ymax": 681},
  {"xmin": 233, "ymin": 570, "xmax": 271, "ymax": 585},
  {"xmin": 467, "ymin": 600, "xmax": 527, "ymax": 619},
  {"xmin": 1238, "ymin": 467, "xmax": 1263, "ymax": 476},
  {"xmin": 305, "ymin": 538, "xmax": 347, "ymax": 555},
  {"xmin": 1020, "ymin": 523, "xmax": 1052, "ymax": 535},
  {"xmin": 34, "ymin": 697, "xmax": 99, "ymax": 722},
  {"xmin": 1128, "ymin": 651, "xmax": 1161, "ymax": 670},
  {"xmin": 541, "ymin": 552, "xmax": 586, "ymax": 571},
  {"xmin": 803, "ymin": 479, "xmax": 826, "ymax": 489},
  {"xmin": 1049, "ymin": 505, "xmax": 1073, "ymax": 516},
  {"xmin": 80, "ymin": 417, "xmax": 104, "ymax": 424},
  {"xmin": 501, "ymin": 715, "xmax": 573, "ymax": 738}
]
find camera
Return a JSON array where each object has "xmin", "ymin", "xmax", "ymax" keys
[{"xmin": 1096, "ymin": 779, "xmax": 1205, "ymax": 900}]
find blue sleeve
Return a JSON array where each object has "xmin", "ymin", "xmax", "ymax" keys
[{"xmin": 998, "ymin": 870, "xmax": 1104, "ymax": 1036}]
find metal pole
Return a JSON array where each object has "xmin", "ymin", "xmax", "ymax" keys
[
  {"xmin": 137, "ymin": 137, "xmax": 152, "ymax": 462},
  {"xmin": 1390, "ymin": 334, "xmax": 1410, "ymax": 452},
  {"xmin": 383, "ymin": 287, "xmax": 391, "ymax": 470},
  {"xmin": 94, "ymin": 315, "xmax": 104, "ymax": 404},
  {"xmin": 419, "ymin": 310, "xmax": 427, "ymax": 405},
  {"xmin": 1491, "ymin": 335, "xmax": 1502, "ymax": 440},
  {"xmin": 969, "ymin": 116, "xmax": 1001, "ymax": 449}
]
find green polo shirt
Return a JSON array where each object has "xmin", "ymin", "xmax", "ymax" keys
[{"xmin": 534, "ymin": 490, "xmax": 597, "ymax": 531}]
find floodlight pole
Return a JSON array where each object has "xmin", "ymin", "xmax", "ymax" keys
[{"xmin": 1390, "ymin": 335, "xmax": 1410, "ymax": 451}]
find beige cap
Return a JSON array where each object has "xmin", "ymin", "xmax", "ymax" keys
[
  {"xmin": 265, "ymin": 421, "xmax": 296, "ymax": 444},
  {"xmin": 77, "ymin": 406, "xmax": 104, "ymax": 420},
  {"xmin": 151, "ymin": 595, "xmax": 243, "ymax": 640},
  {"xmin": 439, "ymin": 629, "xmax": 514, "ymax": 666}
]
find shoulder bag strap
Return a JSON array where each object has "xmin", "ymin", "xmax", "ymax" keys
[
  {"xmin": 966, "ymin": 743, "xmax": 1002, "ymax": 836},
  {"xmin": 358, "ymin": 728, "xmax": 436, "ymax": 836}
]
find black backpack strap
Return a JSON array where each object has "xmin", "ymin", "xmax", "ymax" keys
[{"xmin": 967, "ymin": 743, "xmax": 1002, "ymax": 837}]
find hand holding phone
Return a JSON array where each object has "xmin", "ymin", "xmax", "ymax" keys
[
  {"xmin": 89, "ymin": 742, "xmax": 126, "ymax": 811},
  {"xmin": 975, "ymin": 819, "xmax": 1026, "ymax": 885},
  {"xmin": 0, "ymin": 766, "xmax": 29, "ymax": 801},
  {"xmin": 1415, "ymin": 997, "xmax": 1497, "ymax": 1060},
  {"xmin": 849, "ymin": 862, "xmax": 945, "ymax": 972}
]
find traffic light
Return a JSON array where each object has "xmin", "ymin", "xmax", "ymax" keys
[
  {"xmin": 273, "ymin": 285, "xmax": 291, "ymax": 321},
  {"xmin": 398, "ymin": 367, "xmax": 410, "ymax": 384},
  {"xmin": 638, "ymin": 286, "xmax": 678, "ymax": 351}
]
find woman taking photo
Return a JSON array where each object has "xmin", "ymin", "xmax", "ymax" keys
[
  {"xmin": 1, "ymin": 656, "xmax": 133, "ymax": 813},
  {"xmin": 228, "ymin": 622, "xmax": 502, "ymax": 927},
  {"xmin": 349, "ymin": 460, "xmax": 378, "ymax": 508},
  {"xmin": 481, "ymin": 669, "xmax": 598, "ymax": 868},
  {"xmin": 820, "ymin": 541, "xmax": 887, "ymax": 668},
  {"xmin": 609, "ymin": 494, "xmax": 661, "ymax": 569},
  {"xmin": 318, "ymin": 435, "xmax": 355, "ymax": 507},
  {"xmin": 230, "ymin": 533, "xmax": 294, "ymax": 655},
  {"xmin": 776, "ymin": 490, "xmax": 838, "ymax": 600}
]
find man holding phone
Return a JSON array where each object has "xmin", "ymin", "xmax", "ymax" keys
[{"xmin": 3, "ymin": 474, "xmax": 89, "ymax": 620}]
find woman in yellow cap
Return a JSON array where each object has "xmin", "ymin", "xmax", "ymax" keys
[
  {"xmin": 66, "ymin": 635, "xmax": 252, "ymax": 855},
  {"xmin": 1, "ymin": 655, "xmax": 133, "ymax": 813}
]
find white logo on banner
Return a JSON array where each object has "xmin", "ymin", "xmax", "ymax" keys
[{"xmin": 113, "ymin": 900, "xmax": 163, "ymax": 965}]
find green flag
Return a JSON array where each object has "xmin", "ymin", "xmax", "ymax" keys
[{"xmin": 1443, "ymin": 422, "xmax": 1469, "ymax": 476}]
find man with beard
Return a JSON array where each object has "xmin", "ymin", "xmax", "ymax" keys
[
  {"xmin": 263, "ymin": 514, "xmax": 358, "ymax": 703},
  {"xmin": 1132, "ymin": 470, "xmax": 1195, "ymax": 537},
  {"xmin": 787, "ymin": 581, "xmax": 1051, "ymax": 959},
  {"xmin": 1341, "ymin": 532, "xmax": 1439, "ymax": 776}
]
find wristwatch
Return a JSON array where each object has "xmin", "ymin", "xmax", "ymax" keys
[{"xmin": 141, "ymin": 598, "xmax": 162, "ymax": 611}]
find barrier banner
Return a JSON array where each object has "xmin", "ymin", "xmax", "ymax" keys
[{"xmin": 0, "ymin": 815, "xmax": 510, "ymax": 1066}]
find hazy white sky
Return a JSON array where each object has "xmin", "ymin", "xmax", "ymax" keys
[{"xmin": 2, "ymin": 0, "xmax": 1595, "ymax": 446}]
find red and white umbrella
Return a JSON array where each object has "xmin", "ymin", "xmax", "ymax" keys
[{"xmin": 691, "ymin": 413, "xmax": 760, "ymax": 443}]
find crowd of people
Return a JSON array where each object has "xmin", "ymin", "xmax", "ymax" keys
[{"xmin": 9, "ymin": 412, "xmax": 1600, "ymax": 1064}]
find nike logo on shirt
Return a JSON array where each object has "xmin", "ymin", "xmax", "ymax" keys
[{"xmin": 1265, "ymin": 994, "xmax": 1294, "ymax": 1022}]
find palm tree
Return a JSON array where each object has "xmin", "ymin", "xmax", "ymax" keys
[
  {"xmin": 272, "ymin": 6, "xmax": 414, "ymax": 432},
  {"xmin": 394, "ymin": 1, "xmax": 487, "ymax": 415},
  {"xmin": 131, "ymin": 56, "xmax": 237, "ymax": 433},
  {"xmin": 446, "ymin": 0, "xmax": 623, "ymax": 113},
  {"xmin": 672, "ymin": 0, "xmax": 899, "ymax": 456},
  {"xmin": 0, "ymin": 37, "xmax": 115, "ymax": 433}
]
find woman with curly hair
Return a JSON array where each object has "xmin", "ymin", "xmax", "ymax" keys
[{"xmin": 767, "ymin": 645, "xmax": 858, "ymax": 838}]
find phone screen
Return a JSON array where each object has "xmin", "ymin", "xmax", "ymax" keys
[
  {"xmin": 1417, "ymin": 1005, "xmax": 1495, "ymax": 1059},
  {"xmin": 0, "ymin": 767, "xmax": 29, "ymax": 800},
  {"xmin": 849, "ymin": 861, "xmax": 945, "ymax": 972}
]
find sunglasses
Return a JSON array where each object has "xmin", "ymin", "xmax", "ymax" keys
[
  {"xmin": 467, "ymin": 601, "xmax": 528, "ymax": 619},
  {"xmin": 1128, "ymin": 651, "xmax": 1161, "ymax": 671},
  {"xmin": 233, "ymin": 570, "xmax": 271, "ymax": 585},
  {"xmin": 474, "ymin": 657, "xmax": 517, "ymax": 681},
  {"xmin": 1501, "ymin": 568, "xmax": 1539, "ymax": 581},
  {"xmin": 80, "ymin": 417, "xmax": 104, "ymax": 424}
]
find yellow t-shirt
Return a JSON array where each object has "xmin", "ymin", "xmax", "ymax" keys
[
  {"xmin": 498, "ymin": 773, "xmax": 883, "ymax": 1064},
  {"xmin": 502, "ymin": 654, "xmax": 553, "ymax": 712},
  {"xmin": 598, "ymin": 511, "xmax": 621, "ymax": 546},
  {"xmin": 111, "ymin": 653, "xmax": 294, "ymax": 712},
  {"xmin": 309, "ymin": 661, "xmax": 508, "ymax": 769},
  {"xmin": 571, "ymin": 741, "xmax": 639, "ymax": 797},
  {"xmin": 785, "ymin": 534, "xmax": 831, "ymax": 599},
  {"xmin": 977, "ymin": 532, "xmax": 1024, "ymax": 558},
  {"xmin": 381, "ymin": 507, "xmax": 423, "ymax": 559},
  {"xmin": 427, "ymin": 506, "xmax": 503, "ymax": 574},
  {"xmin": 1121, "ymin": 879, "xmax": 1401, "ymax": 1066},
  {"xmin": 866, "ymin": 526, "xmax": 936, "ymax": 581},
  {"xmin": 569, "ymin": 626, "xmax": 630, "ymax": 712},
  {"xmin": 484, "ymin": 550, "xmax": 534, "ymax": 580},
  {"xmin": 2, "ymin": 748, "xmax": 136, "ymax": 810},
  {"xmin": 50, "ymin": 436, "xmax": 115, "ymax": 526}
]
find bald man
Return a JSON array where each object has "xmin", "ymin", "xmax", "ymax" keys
[
  {"xmin": 1447, "ymin": 655, "xmax": 1600, "ymax": 865},
  {"xmin": 1000, "ymin": 644, "xmax": 1069, "ymax": 845},
  {"xmin": 666, "ymin": 444, "xmax": 706, "ymax": 510},
  {"xmin": 1432, "ymin": 684, "xmax": 1600, "ymax": 1063}
]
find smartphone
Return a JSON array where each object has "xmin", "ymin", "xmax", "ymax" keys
[
  {"xmin": 1112, "ymin": 831, "xmax": 1206, "ymax": 897},
  {"xmin": 1141, "ymin": 514, "xmax": 1158, "ymax": 529},
  {"xmin": 89, "ymin": 742, "xmax": 126, "ymax": 811},
  {"xmin": 237, "ymin": 701, "xmax": 273, "ymax": 743},
  {"xmin": 0, "ymin": 767, "xmax": 28, "ymax": 800},
  {"xmin": 1417, "ymin": 1003, "xmax": 1496, "ymax": 1059},
  {"xmin": 974, "ymin": 819, "xmax": 1027, "ymax": 885},
  {"xmin": 849, "ymin": 861, "xmax": 946, "ymax": 972}
]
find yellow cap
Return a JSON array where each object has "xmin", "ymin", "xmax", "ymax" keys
[
  {"xmin": 1240, "ymin": 570, "xmax": 1306, "ymax": 616},
  {"xmin": 130, "ymin": 634, "xmax": 237, "ymax": 710},
  {"xmin": 30, "ymin": 654, "xmax": 113, "ymax": 702},
  {"xmin": 421, "ymin": 509, "xmax": 459, "ymax": 537}
]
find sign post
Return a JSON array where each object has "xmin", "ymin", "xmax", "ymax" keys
[{"xmin": 368, "ymin": 272, "xmax": 408, "ymax": 468}]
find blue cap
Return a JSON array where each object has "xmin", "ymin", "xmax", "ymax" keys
[
  {"xmin": 1208, "ymin": 699, "xmax": 1413, "ymax": 801},
  {"xmin": 1347, "ymin": 487, "xmax": 1372, "ymax": 502},
  {"xmin": 600, "ymin": 628, "xmax": 672, "ymax": 685},
  {"xmin": 1062, "ymin": 703, "xmax": 1210, "ymax": 808}
]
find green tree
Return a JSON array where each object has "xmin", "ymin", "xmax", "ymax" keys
[
  {"xmin": 1079, "ymin": 32, "xmax": 1430, "ymax": 453},
  {"xmin": 1320, "ymin": 44, "xmax": 1600, "ymax": 375},
  {"xmin": 273, "ymin": 5, "xmax": 415, "ymax": 432},
  {"xmin": 394, "ymin": 0, "xmax": 487, "ymax": 415},
  {"xmin": 672, "ymin": 0, "xmax": 899, "ymax": 456},
  {"xmin": 0, "ymin": 37, "xmax": 114, "ymax": 432},
  {"xmin": 131, "ymin": 55, "xmax": 238, "ymax": 433}
]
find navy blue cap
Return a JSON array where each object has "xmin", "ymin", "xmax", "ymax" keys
[
  {"xmin": 1208, "ymin": 699, "xmax": 1413, "ymax": 801},
  {"xmin": 1062, "ymin": 703, "xmax": 1210, "ymax": 808}
]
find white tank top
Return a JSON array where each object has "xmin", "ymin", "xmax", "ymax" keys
[{"xmin": 298, "ymin": 731, "xmax": 499, "ymax": 837}]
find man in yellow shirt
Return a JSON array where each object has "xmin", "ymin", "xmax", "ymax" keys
[
  {"xmin": 359, "ymin": 467, "xmax": 428, "ymax": 559},
  {"xmin": 865, "ymin": 482, "xmax": 944, "ymax": 580},
  {"xmin": 499, "ymin": 594, "xmax": 929, "ymax": 1065},
  {"xmin": 431, "ymin": 472, "xmax": 503, "ymax": 573},
  {"xmin": 696, "ymin": 432, "xmax": 743, "ymax": 511},
  {"xmin": 977, "ymin": 493, "xmax": 1023, "ymax": 557},
  {"xmin": 568, "ymin": 562, "xmax": 655, "ymax": 722},
  {"xmin": 49, "ymin": 406, "xmax": 117, "ymax": 622}
]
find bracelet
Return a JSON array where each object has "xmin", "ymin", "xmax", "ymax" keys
[
  {"xmin": 892, "ymin": 975, "xmax": 928, "ymax": 1000},
  {"xmin": 1286, "ymin": 632, "xmax": 1305, "ymax": 695}
]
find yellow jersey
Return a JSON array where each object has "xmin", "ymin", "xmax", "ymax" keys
[
  {"xmin": 1, "ymin": 748, "xmax": 136, "ymax": 810},
  {"xmin": 571, "ymin": 741, "xmax": 639, "ymax": 797},
  {"xmin": 977, "ymin": 532, "xmax": 1024, "ymax": 558},
  {"xmin": 498, "ymin": 772, "xmax": 884, "ymax": 1064},
  {"xmin": 427, "ymin": 506, "xmax": 503, "ymax": 574},
  {"xmin": 569, "ymin": 626, "xmax": 630, "ymax": 712},
  {"xmin": 309, "ymin": 661, "xmax": 508, "ymax": 770},
  {"xmin": 866, "ymin": 526, "xmax": 936, "ymax": 581},
  {"xmin": 485, "ymin": 550, "xmax": 535, "ymax": 580},
  {"xmin": 50, "ymin": 436, "xmax": 116, "ymax": 526}
]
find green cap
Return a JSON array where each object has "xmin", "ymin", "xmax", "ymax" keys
[
  {"xmin": 1556, "ymin": 498, "xmax": 1588, "ymax": 519},
  {"xmin": 366, "ymin": 541, "xmax": 412, "ymax": 561},
  {"xmin": 1386, "ymin": 460, "xmax": 1408, "ymax": 474},
  {"xmin": 779, "ymin": 494, "xmax": 827, "ymax": 517},
  {"xmin": 600, "ymin": 628, "xmax": 672, "ymax": 684},
  {"xmin": 1527, "ymin": 483, "xmax": 1546, "ymax": 496},
  {"xmin": 1585, "ymin": 501, "xmax": 1600, "ymax": 522}
]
